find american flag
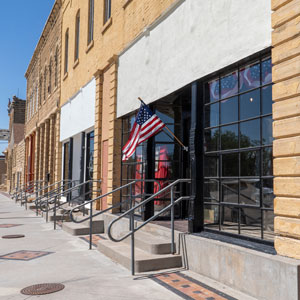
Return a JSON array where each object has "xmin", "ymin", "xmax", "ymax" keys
[
  {"xmin": 240, "ymin": 63, "xmax": 260, "ymax": 91},
  {"xmin": 221, "ymin": 72, "xmax": 238, "ymax": 99},
  {"xmin": 122, "ymin": 102, "xmax": 165, "ymax": 161}
]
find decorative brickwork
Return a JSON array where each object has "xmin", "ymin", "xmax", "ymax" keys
[{"xmin": 272, "ymin": 0, "xmax": 300, "ymax": 258}]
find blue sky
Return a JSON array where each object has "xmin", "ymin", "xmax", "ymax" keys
[{"xmin": 0, "ymin": 0, "xmax": 54, "ymax": 154}]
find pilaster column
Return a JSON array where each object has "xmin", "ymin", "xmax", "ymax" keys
[
  {"xmin": 93, "ymin": 70, "xmax": 103, "ymax": 210},
  {"xmin": 55, "ymin": 110, "xmax": 62, "ymax": 183}
]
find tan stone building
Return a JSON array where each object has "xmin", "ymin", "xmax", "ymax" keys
[
  {"xmin": 0, "ymin": 155, "xmax": 7, "ymax": 189},
  {"xmin": 24, "ymin": 0, "xmax": 62, "ymax": 186},
  {"xmin": 5, "ymin": 96, "xmax": 26, "ymax": 192},
  {"xmin": 59, "ymin": 0, "xmax": 178, "ymax": 207}
]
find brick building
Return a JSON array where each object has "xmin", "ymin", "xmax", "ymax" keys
[
  {"xmin": 24, "ymin": 0, "xmax": 62, "ymax": 186},
  {"xmin": 5, "ymin": 96, "xmax": 26, "ymax": 192},
  {"xmin": 6, "ymin": 0, "xmax": 300, "ymax": 298},
  {"xmin": 0, "ymin": 155, "xmax": 6, "ymax": 188}
]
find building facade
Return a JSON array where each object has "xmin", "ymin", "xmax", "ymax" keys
[
  {"xmin": 5, "ymin": 96, "xmax": 26, "ymax": 192},
  {"xmin": 24, "ymin": 0, "xmax": 62, "ymax": 186}
]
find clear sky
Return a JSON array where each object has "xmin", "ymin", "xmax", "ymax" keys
[{"xmin": 0, "ymin": 0, "xmax": 55, "ymax": 154}]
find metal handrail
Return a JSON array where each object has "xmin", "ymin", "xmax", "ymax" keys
[
  {"xmin": 34, "ymin": 180, "xmax": 78, "ymax": 216},
  {"xmin": 40, "ymin": 180, "xmax": 101, "ymax": 229},
  {"xmin": 69, "ymin": 179, "xmax": 161, "ymax": 250},
  {"xmin": 107, "ymin": 178, "xmax": 191, "ymax": 275}
]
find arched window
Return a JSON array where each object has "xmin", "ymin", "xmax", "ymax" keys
[
  {"xmin": 64, "ymin": 29, "xmax": 69, "ymax": 74},
  {"xmin": 44, "ymin": 66, "xmax": 47, "ymax": 101},
  {"xmin": 55, "ymin": 47, "xmax": 58, "ymax": 87},
  {"xmin": 39, "ymin": 75, "xmax": 43, "ymax": 105},
  {"xmin": 49, "ymin": 59, "xmax": 52, "ymax": 94},
  {"xmin": 88, "ymin": 0, "xmax": 94, "ymax": 44},
  {"xmin": 104, "ymin": 0, "xmax": 111, "ymax": 23},
  {"xmin": 75, "ymin": 10, "xmax": 80, "ymax": 61}
]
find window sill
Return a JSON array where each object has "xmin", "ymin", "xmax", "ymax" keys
[
  {"xmin": 86, "ymin": 40, "xmax": 94, "ymax": 54},
  {"xmin": 102, "ymin": 17, "xmax": 112, "ymax": 34},
  {"xmin": 73, "ymin": 58, "xmax": 79, "ymax": 69},
  {"xmin": 63, "ymin": 72, "xmax": 68, "ymax": 81},
  {"xmin": 123, "ymin": 0, "xmax": 133, "ymax": 9}
]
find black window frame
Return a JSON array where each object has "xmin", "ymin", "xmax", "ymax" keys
[{"xmin": 203, "ymin": 54, "xmax": 273, "ymax": 244}]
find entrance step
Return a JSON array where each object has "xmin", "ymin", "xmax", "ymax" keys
[
  {"xmin": 62, "ymin": 220, "xmax": 104, "ymax": 236},
  {"xmin": 43, "ymin": 212, "xmax": 70, "ymax": 222},
  {"xmin": 122, "ymin": 230, "xmax": 175, "ymax": 254},
  {"xmin": 97, "ymin": 234, "xmax": 182, "ymax": 273}
]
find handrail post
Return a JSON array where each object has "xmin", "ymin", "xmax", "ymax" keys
[
  {"xmin": 54, "ymin": 195, "xmax": 57, "ymax": 230},
  {"xmin": 46, "ymin": 197, "xmax": 49, "ymax": 222},
  {"xmin": 130, "ymin": 184, "xmax": 135, "ymax": 276},
  {"xmin": 89, "ymin": 201, "xmax": 93, "ymax": 250},
  {"xmin": 171, "ymin": 185, "xmax": 175, "ymax": 254}
]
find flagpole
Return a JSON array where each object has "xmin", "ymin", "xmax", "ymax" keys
[{"xmin": 138, "ymin": 97, "xmax": 188, "ymax": 151}]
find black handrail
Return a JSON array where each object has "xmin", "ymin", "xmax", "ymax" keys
[
  {"xmin": 69, "ymin": 179, "xmax": 161, "ymax": 250},
  {"xmin": 107, "ymin": 178, "xmax": 191, "ymax": 275}
]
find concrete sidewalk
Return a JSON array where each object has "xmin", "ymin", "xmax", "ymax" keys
[{"xmin": 0, "ymin": 194, "xmax": 255, "ymax": 300}]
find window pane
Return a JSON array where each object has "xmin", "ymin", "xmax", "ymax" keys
[
  {"xmin": 204, "ymin": 180, "xmax": 219, "ymax": 202},
  {"xmin": 204, "ymin": 205, "xmax": 219, "ymax": 224},
  {"xmin": 240, "ymin": 179, "xmax": 260, "ymax": 206},
  {"xmin": 221, "ymin": 71, "xmax": 238, "ymax": 99},
  {"xmin": 204, "ymin": 155, "xmax": 219, "ymax": 177},
  {"xmin": 239, "ymin": 62, "xmax": 260, "ymax": 93},
  {"xmin": 204, "ymin": 128, "xmax": 219, "ymax": 152},
  {"xmin": 262, "ymin": 116, "xmax": 273, "ymax": 145},
  {"xmin": 155, "ymin": 107, "xmax": 174, "ymax": 123},
  {"xmin": 241, "ymin": 151, "xmax": 260, "ymax": 176},
  {"xmin": 240, "ymin": 89, "xmax": 260, "ymax": 120},
  {"xmin": 206, "ymin": 79, "xmax": 219, "ymax": 103},
  {"xmin": 263, "ymin": 147, "xmax": 273, "ymax": 176},
  {"xmin": 262, "ymin": 179, "xmax": 274, "ymax": 208},
  {"xmin": 222, "ymin": 154, "xmax": 239, "ymax": 177},
  {"xmin": 155, "ymin": 144, "xmax": 179, "ymax": 161},
  {"xmin": 240, "ymin": 119, "xmax": 260, "ymax": 148},
  {"xmin": 263, "ymin": 210, "xmax": 274, "ymax": 241},
  {"xmin": 222, "ymin": 180, "xmax": 239, "ymax": 204},
  {"xmin": 221, "ymin": 206, "xmax": 239, "ymax": 234},
  {"xmin": 205, "ymin": 103, "xmax": 219, "ymax": 128},
  {"xmin": 262, "ymin": 85, "xmax": 272, "ymax": 115},
  {"xmin": 240, "ymin": 208, "xmax": 261, "ymax": 239},
  {"xmin": 221, "ymin": 124, "xmax": 238, "ymax": 150},
  {"xmin": 262, "ymin": 58, "xmax": 272, "ymax": 85},
  {"xmin": 220, "ymin": 96, "xmax": 238, "ymax": 124},
  {"xmin": 155, "ymin": 131, "xmax": 174, "ymax": 142}
]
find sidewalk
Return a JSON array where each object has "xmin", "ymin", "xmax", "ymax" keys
[{"xmin": 0, "ymin": 194, "xmax": 255, "ymax": 300}]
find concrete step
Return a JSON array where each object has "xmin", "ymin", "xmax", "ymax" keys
[
  {"xmin": 62, "ymin": 220, "xmax": 104, "ymax": 236},
  {"xmin": 121, "ymin": 230, "xmax": 175, "ymax": 254},
  {"xmin": 43, "ymin": 212, "xmax": 70, "ymax": 222},
  {"xmin": 97, "ymin": 234, "xmax": 182, "ymax": 273}
]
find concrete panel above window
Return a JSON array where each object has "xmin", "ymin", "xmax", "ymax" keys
[
  {"xmin": 60, "ymin": 78, "xmax": 95, "ymax": 141},
  {"xmin": 117, "ymin": 0, "xmax": 272, "ymax": 117}
]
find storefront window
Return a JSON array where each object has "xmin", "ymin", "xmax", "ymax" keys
[{"xmin": 203, "ymin": 56, "xmax": 273, "ymax": 242}]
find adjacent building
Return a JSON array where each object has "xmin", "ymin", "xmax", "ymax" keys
[
  {"xmin": 24, "ymin": 0, "xmax": 62, "ymax": 186},
  {"xmin": 5, "ymin": 96, "xmax": 26, "ymax": 192}
]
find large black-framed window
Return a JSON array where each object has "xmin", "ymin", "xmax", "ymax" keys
[{"xmin": 203, "ymin": 56, "xmax": 273, "ymax": 242}]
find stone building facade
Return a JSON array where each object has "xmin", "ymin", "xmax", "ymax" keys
[
  {"xmin": 24, "ymin": 0, "xmax": 62, "ymax": 186},
  {"xmin": 272, "ymin": 0, "xmax": 300, "ymax": 259},
  {"xmin": 5, "ymin": 96, "xmax": 26, "ymax": 192},
  {"xmin": 60, "ymin": 0, "xmax": 178, "ymax": 208},
  {"xmin": 0, "ymin": 155, "xmax": 7, "ymax": 188}
]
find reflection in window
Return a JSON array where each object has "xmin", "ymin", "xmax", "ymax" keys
[
  {"xmin": 88, "ymin": 0, "xmax": 94, "ymax": 44},
  {"xmin": 220, "ymin": 96, "xmax": 238, "ymax": 124},
  {"xmin": 239, "ymin": 63, "xmax": 260, "ymax": 93},
  {"xmin": 221, "ymin": 124, "xmax": 238, "ymax": 150},
  {"xmin": 203, "ymin": 56, "xmax": 273, "ymax": 242},
  {"xmin": 262, "ymin": 116, "xmax": 273, "ymax": 145},
  {"xmin": 240, "ymin": 89, "xmax": 260, "ymax": 120},
  {"xmin": 205, "ymin": 103, "xmax": 219, "ymax": 127},
  {"xmin": 240, "ymin": 119, "xmax": 260, "ymax": 147},
  {"xmin": 221, "ymin": 71, "xmax": 238, "ymax": 99}
]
